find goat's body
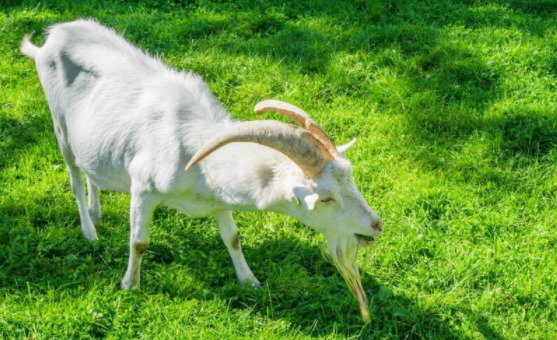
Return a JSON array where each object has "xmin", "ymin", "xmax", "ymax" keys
[{"xmin": 23, "ymin": 19, "xmax": 382, "ymax": 319}]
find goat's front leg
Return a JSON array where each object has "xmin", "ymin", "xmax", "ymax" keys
[
  {"xmin": 214, "ymin": 211, "xmax": 261, "ymax": 287},
  {"xmin": 121, "ymin": 191, "xmax": 160, "ymax": 290}
]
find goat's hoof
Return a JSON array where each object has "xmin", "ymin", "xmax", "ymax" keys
[
  {"xmin": 83, "ymin": 231, "xmax": 99, "ymax": 241},
  {"xmin": 120, "ymin": 280, "xmax": 139, "ymax": 290},
  {"xmin": 81, "ymin": 220, "xmax": 98, "ymax": 241},
  {"xmin": 244, "ymin": 278, "xmax": 262, "ymax": 289}
]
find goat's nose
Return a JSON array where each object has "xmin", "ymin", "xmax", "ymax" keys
[{"xmin": 371, "ymin": 219, "xmax": 383, "ymax": 233}]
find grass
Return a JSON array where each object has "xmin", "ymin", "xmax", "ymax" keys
[{"xmin": 1, "ymin": 0, "xmax": 557, "ymax": 338}]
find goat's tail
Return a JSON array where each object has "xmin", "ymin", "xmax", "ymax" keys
[{"xmin": 20, "ymin": 35, "xmax": 39, "ymax": 59}]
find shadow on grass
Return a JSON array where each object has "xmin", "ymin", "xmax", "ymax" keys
[
  {"xmin": 0, "ymin": 110, "xmax": 54, "ymax": 170},
  {"xmin": 155, "ymin": 239, "xmax": 471, "ymax": 339},
  {"xmin": 1, "ymin": 202, "xmax": 503, "ymax": 339}
]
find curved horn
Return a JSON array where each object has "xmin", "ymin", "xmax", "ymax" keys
[
  {"xmin": 254, "ymin": 100, "xmax": 339, "ymax": 160},
  {"xmin": 185, "ymin": 121, "xmax": 330, "ymax": 179}
]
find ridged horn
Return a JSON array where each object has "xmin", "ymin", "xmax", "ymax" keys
[
  {"xmin": 185, "ymin": 121, "xmax": 330, "ymax": 179},
  {"xmin": 254, "ymin": 100, "xmax": 339, "ymax": 160}
]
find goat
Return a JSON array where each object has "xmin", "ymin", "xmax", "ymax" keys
[{"xmin": 21, "ymin": 19, "xmax": 383, "ymax": 321}]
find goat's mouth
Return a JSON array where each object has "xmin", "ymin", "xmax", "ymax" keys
[{"xmin": 355, "ymin": 233, "xmax": 375, "ymax": 246}]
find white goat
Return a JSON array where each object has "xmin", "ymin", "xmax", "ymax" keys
[{"xmin": 21, "ymin": 19, "xmax": 383, "ymax": 321}]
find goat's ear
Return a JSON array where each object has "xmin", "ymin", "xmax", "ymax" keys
[
  {"xmin": 293, "ymin": 187, "xmax": 319, "ymax": 210},
  {"xmin": 336, "ymin": 138, "xmax": 356, "ymax": 153}
]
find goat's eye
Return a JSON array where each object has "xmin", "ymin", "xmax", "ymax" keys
[{"xmin": 321, "ymin": 197, "xmax": 335, "ymax": 203}]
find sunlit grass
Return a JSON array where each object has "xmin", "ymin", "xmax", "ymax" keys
[{"xmin": 1, "ymin": 0, "xmax": 557, "ymax": 339}]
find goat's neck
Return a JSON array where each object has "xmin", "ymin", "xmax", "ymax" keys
[{"xmin": 201, "ymin": 143, "xmax": 310, "ymax": 217}]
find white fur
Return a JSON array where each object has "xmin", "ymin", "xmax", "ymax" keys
[{"xmin": 23, "ymin": 19, "xmax": 382, "ymax": 306}]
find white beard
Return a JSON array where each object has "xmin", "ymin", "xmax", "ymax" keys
[{"xmin": 326, "ymin": 235, "xmax": 370, "ymax": 322}]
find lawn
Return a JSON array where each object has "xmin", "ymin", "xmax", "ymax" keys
[{"xmin": 1, "ymin": 0, "xmax": 557, "ymax": 339}]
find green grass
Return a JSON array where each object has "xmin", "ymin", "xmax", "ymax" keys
[{"xmin": 1, "ymin": 0, "xmax": 557, "ymax": 338}]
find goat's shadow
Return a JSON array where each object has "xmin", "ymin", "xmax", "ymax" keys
[
  {"xmin": 1, "ymin": 200, "xmax": 503, "ymax": 339},
  {"xmin": 0, "ymin": 207, "xmax": 479, "ymax": 339}
]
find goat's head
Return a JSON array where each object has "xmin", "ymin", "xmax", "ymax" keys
[{"xmin": 185, "ymin": 100, "xmax": 383, "ymax": 321}]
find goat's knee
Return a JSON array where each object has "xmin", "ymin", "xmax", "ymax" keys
[
  {"xmin": 134, "ymin": 242, "xmax": 149, "ymax": 256},
  {"xmin": 231, "ymin": 232, "xmax": 240, "ymax": 250}
]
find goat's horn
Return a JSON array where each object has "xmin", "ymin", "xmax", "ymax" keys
[
  {"xmin": 254, "ymin": 100, "xmax": 339, "ymax": 160},
  {"xmin": 185, "ymin": 121, "xmax": 330, "ymax": 179}
]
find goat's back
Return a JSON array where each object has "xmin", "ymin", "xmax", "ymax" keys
[{"xmin": 31, "ymin": 19, "xmax": 233, "ymax": 193}]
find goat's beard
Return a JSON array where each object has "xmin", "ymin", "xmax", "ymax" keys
[{"xmin": 326, "ymin": 235, "xmax": 370, "ymax": 322}]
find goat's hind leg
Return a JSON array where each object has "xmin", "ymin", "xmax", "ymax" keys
[
  {"xmin": 214, "ymin": 211, "xmax": 261, "ymax": 287},
  {"xmin": 53, "ymin": 118, "xmax": 98, "ymax": 241},
  {"xmin": 65, "ymin": 163, "xmax": 98, "ymax": 241},
  {"xmin": 87, "ymin": 177, "xmax": 102, "ymax": 225}
]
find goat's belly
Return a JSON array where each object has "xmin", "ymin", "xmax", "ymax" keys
[
  {"xmin": 81, "ymin": 167, "xmax": 132, "ymax": 193},
  {"xmin": 164, "ymin": 197, "xmax": 219, "ymax": 218},
  {"xmin": 92, "ymin": 176, "xmax": 131, "ymax": 193}
]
